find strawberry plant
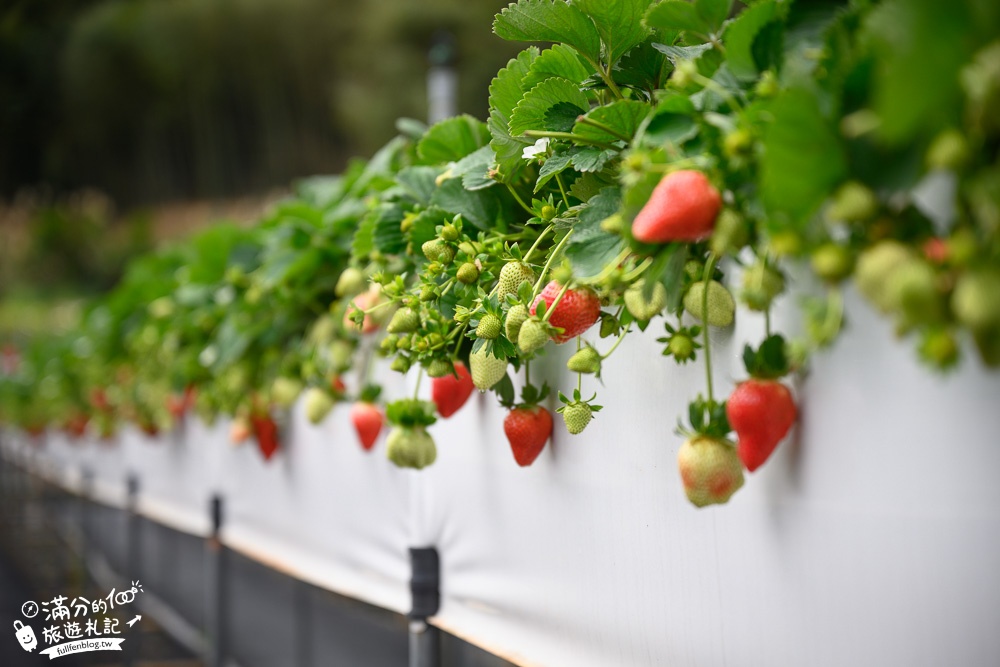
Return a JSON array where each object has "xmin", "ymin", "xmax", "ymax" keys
[{"xmin": 2, "ymin": 0, "xmax": 999, "ymax": 507}]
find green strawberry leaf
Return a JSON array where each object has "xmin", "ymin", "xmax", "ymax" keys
[
  {"xmin": 569, "ymin": 145, "xmax": 618, "ymax": 173},
  {"xmin": 574, "ymin": 0, "xmax": 656, "ymax": 65},
  {"xmin": 451, "ymin": 146, "xmax": 497, "ymax": 191},
  {"xmin": 488, "ymin": 49, "xmax": 541, "ymax": 183},
  {"xmin": 723, "ymin": 0, "xmax": 782, "ymax": 80},
  {"xmin": 565, "ymin": 187, "xmax": 624, "ymax": 279},
  {"xmin": 431, "ymin": 178, "xmax": 513, "ymax": 232},
  {"xmin": 493, "ymin": 0, "xmax": 603, "ymax": 65},
  {"xmin": 372, "ymin": 204, "xmax": 407, "ymax": 255},
  {"xmin": 509, "ymin": 78, "xmax": 592, "ymax": 136},
  {"xmin": 651, "ymin": 42, "xmax": 714, "ymax": 64},
  {"xmin": 645, "ymin": 0, "xmax": 711, "ymax": 36},
  {"xmin": 396, "ymin": 166, "xmax": 441, "ymax": 205},
  {"xmin": 573, "ymin": 99, "xmax": 651, "ymax": 144},
  {"xmin": 523, "ymin": 44, "xmax": 594, "ymax": 88},
  {"xmin": 611, "ymin": 38, "xmax": 671, "ymax": 94},
  {"xmin": 350, "ymin": 210, "xmax": 377, "ymax": 261},
  {"xmin": 417, "ymin": 115, "xmax": 491, "ymax": 165},
  {"xmin": 695, "ymin": 0, "xmax": 733, "ymax": 33},
  {"xmin": 535, "ymin": 150, "xmax": 574, "ymax": 192},
  {"xmin": 545, "ymin": 101, "xmax": 589, "ymax": 133},
  {"xmin": 760, "ymin": 88, "xmax": 847, "ymax": 230}
]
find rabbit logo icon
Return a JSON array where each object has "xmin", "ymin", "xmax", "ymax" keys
[{"xmin": 14, "ymin": 620, "xmax": 37, "ymax": 652}]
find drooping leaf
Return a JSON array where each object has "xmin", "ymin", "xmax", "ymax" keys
[
  {"xmin": 565, "ymin": 187, "xmax": 624, "ymax": 278},
  {"xmin": 432, "ymin": 178, "xmax": 514, "ymax": 231},
  {"xmin": 569, "ymin": 145, "xmax": 618, "ymax": 173},
  {"xmin": 573, "ymin": 99, "xmax": 651, "ymax": 144},
  {"xmin": 534, "ymin": 151, "xmax": 574, "ymax": 192},
  {"xmin": 372, "ymin": 204, "xmax": 407, "ymax": 255},
  {"xmin": 694, "ymin": 0, "xmax": 733, "ymax": 34},
  {"xmin": 760, "ymin": 89, "xmax": 847, "ymax": 228},
  {"xmin": 493, "ymin": 0, "xmax": 603, "ymax": 65},
  {"xmin": 652, "ymin": 42, "xmax": 714, "ymax": 63}
]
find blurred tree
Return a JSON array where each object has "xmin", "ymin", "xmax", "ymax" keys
[{"xmin": 0, "ymin": 0, "xmax": 519, "ymax": 205}]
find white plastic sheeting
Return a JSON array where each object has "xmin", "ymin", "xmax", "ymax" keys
[{"xmin": 4, "ymin": 287, "xmax": 1000, "ymax": 667}]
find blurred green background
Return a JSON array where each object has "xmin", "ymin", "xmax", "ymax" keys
[{"xmin": 0, "ymin": 0, "xmax": 520, "ymax": 326}]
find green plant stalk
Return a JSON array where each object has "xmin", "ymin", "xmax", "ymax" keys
[
  {"xmin": 522, "ymin": 224, "xmax": 555, "ymax": 265},
  {"xmin": 412, "ymin": 366, "xmax": 424, "ymax": 400},
  {"xmin": 576, "ymin": 337, "xmax": 582, "ymax": 393},
  {"xmin": 531, "ymin": 229, "xmax": 574, "ymax": 301},
  {"xmin": 541, "ymin": 282, "xmax": 572, "ymax": 324},
  {"xmin": 584, "ymin": 248, "xmax": 632, "ymax": 285},
  {"xmin": 701, "ymin": 253, "xmax": 719, "ymax": 404},
  {"xmin": 505, "ymin": 184, "xmax": 536, "ymax": 216},
  {"xmin": 553, "ymin": 172, "xmax": 571, "ymax": 210}
]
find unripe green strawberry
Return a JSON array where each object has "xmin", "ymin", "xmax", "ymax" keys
[
  {"xmin": 684, "ymin": 281, "xmax": 735, "ymax": 327},
  {"xmin": 855, "ymin": 241, "xmax": 914, "ymax": 313},
  {"xmin": 458, "ymin": 241, "xmax": 480, "ymax": 257},
  {"xmin": 148, "ymin": 296, "xmax": 175, "ymax": 319},
  {"xmin": 386, "ymin": 426, "xmax": 437, "ymax": 470},
  {"xmin": 677, "ymin": 436, "xmax": 744, "ymax": 508},
  {"xmin": 440, "ymin": 223, "xmax": 459, "ymax": 241},
  {"xmin": 426, "ymin": 359, "xmax": 453, "ymax": 378},
  {"xmin": 755, "ymin": 70, "xmax": 779, "ymax": 98},
  {"xmin": 672, "ymin": 59, "xmax": 698, "ymax": 87},
  {"xmin": 271, "ymin": 377, "xmax": 303, "ymax": 409},
  {"xmin": 600, "ymin": 214, "xmax": 626, "ymax": 234},
  {"xmin": 952, "ymin": 269, "xmax": 1000, "ymax": 331},
  {"xmin": 561, "ymin": 402, "xmax": 593, "ymax": 435},
  {"xmin": 380, "ymin": 335, "xmax": 399, "ymax": 353},
  {"xmin": 919, "ymin": 329, "xmax": 960, "ymax": 370},
  {"xmin": 810, "ymin": 243, "xmax": 854, "ymax": 283},
  {"xmin": 567, "ymin": 346, "xmax": 601, "ymax": 374},
  {"xmin": 505, "ymin": 304, "xmax": 528, "ymax": 341},
  {"xmin": 767, "ymin": 230, "xmax": 803, "ymax": 257},
  {"xmin": 827, "ymin": 181, "xmax": 878, "ymax": 222},
  {"xmin": 709, "ymin": 209, "xmax": 749, "ymax": 256},
  {"xmin": 624, "ymin": 280, "xmax": 667, "ymax": 320},
  {"xmin": 387, "ymin": 307, "xmax": 419, "ymax": 334},
  {"xmin": 422, "ymin": 239, "xmax": 455, "ymax": 264},
  {"xmin": 391, "ymin": 356, "xmax": 412, "ymax": 373},
  {"xmin": 497, "ymin": 262, "xmax": 535, "ymax": 300},
  {"xmin": 740, "ymin": 261, "xmax": 784, "ymax": 311},
  {"xmin": 884, "ymin": 259, "xmax": 943, "ymax": 326},
  {"xmin": 328, "ymin": 341, "xmax": 354, "ymax": 370},
  {"xmin": 517, "ymin": 318, "xmax": 550, "ymax": 354},
  {"xmin": 947, "ymin": 229, "xmax": 978, "ymax": 267},
  {"xmin": 395, "ymin": 334, "xmax": 412, "ymax": 350},
  {"xmin": 475, "ymin": 313, "xmax": 502, "ymax": 339},
  {"xmin": 670, "ymin": 334, "xmax": 696, "ymax": 361},
  {"xmin": 469, "ymin": 348, "xmax": 508, "ymax": 390},
  {"xmin": 335, "ymin": 267, "xmax": 367, "ymax": 297},
  {"xmin": 304, "ymin": 387, "xmax": 334, "ymax": 424},
  {"xmin": 420, "ymin": 285, "xmax": 437, "ymax": 301},
  {"xmin": 456, "ymin": 263, "xmax": 480, "ymax": 284},
  {"xmin": 926, "ymin": 128, "xmax": 969, "ymax": 171},
  {"xmin": 723, "ymin": 128, "xmax": 753, "ymax": 157}
]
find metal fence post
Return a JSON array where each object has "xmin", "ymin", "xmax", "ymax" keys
[
  {"xmin": 409, "ymin": 546, "xmax": 440, "ymax": 667},
  {"xmin": 206, "ymin": 494, "xmax": 226, "ymax": 667},
  {"xmin": 124, "ymin": 474, "xmax": 141, "ymax": 667}
]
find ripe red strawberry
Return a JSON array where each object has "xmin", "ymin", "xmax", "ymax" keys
[
  {"xmin": 632, "ymin": 170, "xmax": 722, "ymax": 243},
  {"xmin": 350, "ymin": 402, "xmax": 383, "ymax": 451},
  {"xmin": 503, "ymin": 405, "xmax": 553, "ymax": 466},
  {"xmin": 431, "ymin": 361, "xmax": 475, "ymax": 418},
  {"xmin": 530, "ymin": 281, "xmax": 601, "ymax": 343},
  {"xmin": 230, "ymin": 417, "xmax": 251, "ymax": 445},
  {"xmin": 726, "ymin": 380, "xmax": 797, "ymax": 471},
  {"xmin": 250, "ymin": 413, "xmax": 280, "ymax": 461}
]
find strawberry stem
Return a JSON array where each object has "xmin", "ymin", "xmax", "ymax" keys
[
  {"xmin": 505, "ymin": 184, "xmax": 535, "ymax": 216},
  {"xmin": 541, "ymin": 282, "xmax": 571, "ymax": 324},
  {"xmin": 701, "ymin": 253, "xmax": 719, "ymax": 403},
  {"xmin": 531, "ymin": 229, "xmax": 574, "ymax": 301},
  {"xmin": 576, "ymin": 338, "xmax": 583, "ymax": 393},
  {"xmin": 412, "ymin": 367, "xmax": 424, "ymax": 400},
  {"xmin": 554, "ymin": 172, "xmax": 571, "ymax": 209},
  {"xmin": 522, "ymin": 224, "xmax": 554, "ymax": 265}
]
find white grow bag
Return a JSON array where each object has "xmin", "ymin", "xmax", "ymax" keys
[{"xmin": 4, "ymin": 283, "xmax": 1000, "ymax": 667}]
